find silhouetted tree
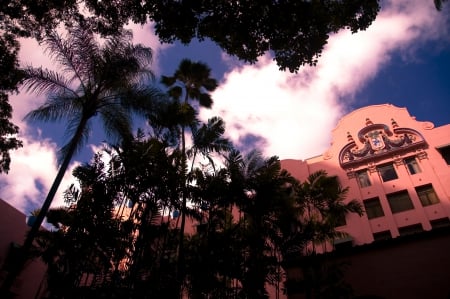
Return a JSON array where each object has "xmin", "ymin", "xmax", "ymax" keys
[
  {"xmin": 36, "ymin": 154, "xmax": 129, "ymax": 298},
  {"xmin": 1, "ymin": 22, "xmax": 161, "ymax": 295},
  {"xmin": 282, "ymin": 170, "xmax": 364, "ymax": 299},
  {"xmin": 0, "ymin": 33, "xmax": 23, "ymax": 173},
  {"xmin": 161, "ymin": 58, "xmax": 221, "ymax": 295}
]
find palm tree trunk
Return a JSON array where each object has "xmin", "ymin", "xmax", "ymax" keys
[
  {"xmin": 177, "ymin": 124, "xmax": 188, "ymax": 298},
  {"xmin": 0, "ymin": 117, "xmax": 88, "ymax": 295}
]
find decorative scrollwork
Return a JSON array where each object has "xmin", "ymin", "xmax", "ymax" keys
[{"xmin": 339, "ymin": 124, "xmax": 427, "ymax": 169}]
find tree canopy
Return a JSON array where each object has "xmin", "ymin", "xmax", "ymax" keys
[
  {"xmin": 0, "ymin": 33, "xmax": 23, "ymax": 173},
  {"xmin": 1, "ymin": 0, "xmax": 381, "ymax": 72}
]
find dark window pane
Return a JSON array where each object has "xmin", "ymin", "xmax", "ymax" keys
[
  {"xmin": 398, "ymin": 223, "xmax": 423, "ymax": 236},
  {"xmin": 363, "ymin": 197, "xmax": 384, "ymax": 219},
  {"xmin": 430, "ymin": 218, "xmax": 450, "ymax": 229},
  {"xmin": 387, "ymin": 191, "xmax": 414, "ymax": 213},
  {"xmin": 373, "ymin": 230, "xmax": 392, "ymax": 241},
  {"xmin": 377, "ymin": 164, "xmax": 398, "ymax": 182},
  {"xmin": 357, "ymin": 170, "xmax": 371, "ymax": 187},
  {"xmin": 416, "ymin": 184, "xmax": 440, "ymax": 206},
  {"xmin": 404, "ymin": 157, "xmax": 421, "ymax": 174},
  {"xmin": 437, "ymin": 146, "xmax": 450, "ymax": 165}
]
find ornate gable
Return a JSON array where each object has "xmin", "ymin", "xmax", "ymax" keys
[{"xmin": 339, "ymin": 118, "xmax": 427, "ymax": 169}]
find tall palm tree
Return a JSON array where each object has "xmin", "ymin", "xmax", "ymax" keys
[
  {"xmin": 225, "ymin": 150, "xmax": 296, "ymax": 298},
  {"xmin": 160, "ymin": 58, "xmax": 219, "ymax": 293},
  {"xmin": 296, "ymin": 170, "xmax": 363, "ymax": 248},
  {"xmin": 21, "ymin": 23, "xmax": 161, "ymax": 249},
  {"xmin": 1, "ymin": 22, "xmax": 161, "ymax": 294},
  {"xmin": 285, "ymin": 170, "xmax": 364, "ymax": 299}
]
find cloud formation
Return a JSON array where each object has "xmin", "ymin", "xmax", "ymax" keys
[
  {"xmin": 1, "ymin": 0, "xmax": 448, "ymax": 215},
  {"xmin": 201, "ymin": 0, "xmax": 448, "ymax": 160}
]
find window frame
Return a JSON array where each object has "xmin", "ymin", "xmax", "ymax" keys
[
  {"xmin": 356, "ymin": 169, "xmax": 371, "ymax": 188},
  {"xmin": 334, "ymin": 214, "xmax": 347, "ymax": 227},
  {"xmin": 398, "ymin": 223, "xmax": 423, "ymax": 236},
  {"xmin": 373, "ymin": 230, "xmax": 392, "ymax": 241},
  {"xmin": 377, "ymin": 163, "xmax": 398, "ymax": 182},
  {"xmin": 404, "ymin": 156, "xmax": 421, "ymax": 175},
  {"xmin": 363, "ymin": 197, "xmax": 385, "ymax": 219},
  {"xmin": 437, "ymin": 145, "xmax": 450, "ymax": 165},
  {"xmin": 386, "ymin": 190, "xmax": 414, "ymax": 213},
  {"xmin": 416, "ymin": 184, "xmax": 440, "ymax": 206}
]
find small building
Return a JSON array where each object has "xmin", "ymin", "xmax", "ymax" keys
[{"xmin": 281, "ymin": 104, "xmax": 450, "ymax": 299}]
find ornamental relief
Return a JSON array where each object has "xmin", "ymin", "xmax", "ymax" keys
[{"xmin": 339, "ymin": 119, "xmax": 427, "ymax": 169}]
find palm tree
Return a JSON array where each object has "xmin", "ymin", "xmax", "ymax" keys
[
  {"xmin": 21, "ymin": 23, "xmax": 161, "ymax": 249},
  {"xmin": 296, "ymin": 170, "xmax": 363, "ymax": 249},
  {"xmin": 160, "ymin": 58, "xmax": 220, "ymax": 293},
  {"xmin": 224, "ymin": 150, "xmax": 296, "ymax": 298},
  {"xmin": 188, "ymin": 116, "xmax": 232, "ymax": 171},
  {"xmin": 284, "ymin": 170, "xmax": 364, "ymax": 299},
  {"xmin": 35, "ymin": 155, "xmax": 129, "ymax": 298},
  {"xmin": 1, "ymin": 22, "xmax": 161, "ymax": 294}
]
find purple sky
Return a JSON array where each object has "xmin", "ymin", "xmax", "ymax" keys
[{"xmin": 1, "ymin": 0, "xmax": 449, "ymax": 215}]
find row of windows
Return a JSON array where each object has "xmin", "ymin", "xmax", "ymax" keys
[
  {"xmin": 372, "ymin": 218, "xmax": 450, "ymax": 241},
  {"xmin": 363, "ymin": 184, "xmax": 440, "ymax": 219},
  {"xmin": 356, "ymin": 156, "xmax": 421, "ymax": 188}
]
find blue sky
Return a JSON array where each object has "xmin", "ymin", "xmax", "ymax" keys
[{"xmin": 1, "ymin": 0, "xmax": 449, "ymax": 214}]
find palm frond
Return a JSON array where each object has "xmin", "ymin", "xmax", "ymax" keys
[
  {"xmin": 24, "ymin": 94, "xmax": 82, "ymax": 122},
  {"xmin": 161, "ymin": 75, "xmax": 176, "ymax": 87},
  {"xmin": 98, "ymin": 105, "xmax": 133, "ymax": 143},
  {"xmin": 191, "ymin": 116, "xmax": 232, "ymax": 158},
  {"xmin": 22, "ymin": 67, "xmax": 77, "ymax": 97},
  {"xmin": 118, "ymin": 84, "xmax": 165, "ymax": 117},
  {"xmin": 198, "ymin": 92, "xmax": 213, "ymax": 108},
  {"xmin": 244, "ymin": 150, "xmax": 265, "ymax": 178},
  {"xmin": 42, "ymin": 27, "xmax": 97, "ymax": 89}
]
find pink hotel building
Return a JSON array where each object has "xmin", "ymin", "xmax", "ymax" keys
[
  {"xmin": 1, "ymin": 103, "xmax": 450, "ymax": 298},
  {"xmin": 281, "ymin": 103, "xmax": 450, "ymax": 299}
]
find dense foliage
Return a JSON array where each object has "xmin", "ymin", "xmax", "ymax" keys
[
  {"xmin": 23, "ymin": 57, "xmax": 362, "ymax": 297},
  {"xmin": 0, "ymin": 33, "xmax": 23, "ymax": 173},
  {"xmin": 1, "ymin": 1, "xmax": 381, "ymax": 72}
]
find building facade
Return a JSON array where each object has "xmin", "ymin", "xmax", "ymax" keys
[{"xmin": 281, "ymin": 103, "xmax": 450, "ymax": 298}]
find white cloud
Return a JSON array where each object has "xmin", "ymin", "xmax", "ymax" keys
[
  {"xmin": 2, "ymin": 0, "xmax": 448, "ymax": 215},
  {"xmin": 201, "ymin": 0, "xmax": 448, "ymax": 160},
  {"xmin": 1, "ymin": 21, "xmax": 167, "ymax": 215},
  {"xmin": 126, "ymin": 21, "xmax": 174, "ymax": 75},
  {"xmin": 0, "ymin": 137, "xmax": 79, "ymax": 214}
]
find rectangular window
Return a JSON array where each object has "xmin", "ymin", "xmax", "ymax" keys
[
  {"xmin": 437, "ymin": 145, "xmax": 450, "ymax": 165},
  {"xmin": 373, "ymin": 230, "xmax": 392, "ymax": 242},
  {"xmin": 387, "ymin": 190, "xmax": 414, "ymax": 213},
  {"xmin": 430, "ymin": 218, "xmax": 450, "ymax": 229},
  {"xmin": 356, "ymin": 170, "xmax": 371, "ymax": 187},
  {"xmin": 377, "ymin": 163, "xmax": 398, "ymax": 182},
  {"xmin": 416, "ymin": 184, "xmax": 440, "ymax": 206},
  {"xmin": 404, "ymin": 157, "xmax": 421, "ymax": 174},
  {"xmin": 398, "ymin": 223, "xmax": 423, "ymax": 236},
  {"xmin": 363, "ymin": 197, "xmax": 384, "ymax": 219}
]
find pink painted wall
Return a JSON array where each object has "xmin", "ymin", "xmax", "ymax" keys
[
  {"xmin": 281, "ymin": 104, "xmax": 450, "ymax": 248},
  {"xmin": 281, "ymin": 104, "xmax": 450, "ymax": 299},
  {"xmin": 0, "ymin": 199, "xmax": 47, "ymax": 298}
]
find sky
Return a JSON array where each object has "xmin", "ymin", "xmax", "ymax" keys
[{"xmin": 1, "ymin": 0, "xmax": 449, "ymax": 215}]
